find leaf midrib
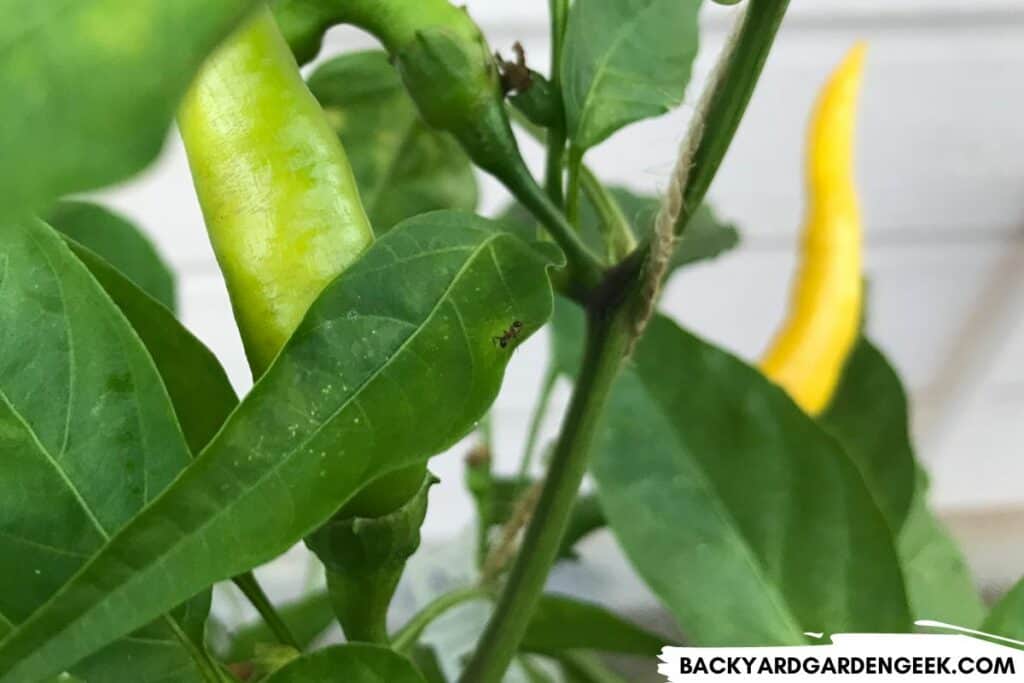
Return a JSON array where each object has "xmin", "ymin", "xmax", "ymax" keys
[{"xmin": 569, "ymin": 0, "xmax": 664, "ymax": 145}]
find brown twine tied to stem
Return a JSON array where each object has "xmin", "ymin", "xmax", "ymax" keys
[{"xmin": 628, "ymin": 5, "xmax": 746, "ymax": 354}]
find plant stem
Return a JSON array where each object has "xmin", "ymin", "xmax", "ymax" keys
[
  {"xmin": 459, "ymin": 310, "xmax": 631, "ymax": 683},
  {"xmin": 167, "ymin": 619, "xmax": 229, "ymax": 683},
  {"xmin": 565, "ymin": 146, "xmax": 584, "ymax": 228},
  {"xmin": 518, "ymin": 368, "xmax": 558, "ymax": 478},
  {"xmin": 503, "ymin": 163, "xmax": 604, "ymax": 299},
  {"xmin": 543, "ymin": 0, "xmax": 570, "ymax": 206},
  {"xmin": 674, "ymin": 0, "xmax": 791, "ymax": 236},
  {"xmin": 579, "ymin": 167, "xmax": 637, "ymax": 260},
  {"xmin": 232, "ymin": 572, "xmax": 300, "ymax": 651},
  {"xmin": 391, "ymin": 586, "xmax": 491, "ymax": 654}
]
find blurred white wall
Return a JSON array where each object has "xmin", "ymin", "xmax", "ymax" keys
[{"xmin": 94, "ymin": 1, "xmax": 1024, "ymax": 585}]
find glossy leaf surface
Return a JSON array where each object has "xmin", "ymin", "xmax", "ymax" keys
[
  {"xmin": 0, "ymin": 212, "xmax": 557, "ymax": 681},
  {"xmin": 592, "ymin": 315, "xmax": 910, "ymax": 645}
]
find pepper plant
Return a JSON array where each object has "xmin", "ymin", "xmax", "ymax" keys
[{"xmin": 0, "ymin": 1, "xmax": 1019, "ymax": 682}]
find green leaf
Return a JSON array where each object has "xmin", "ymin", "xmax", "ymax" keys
[
  {"xmin": 898, "ymin": 473, "xmax": 984, "ymax": 627},
  {"xmin": 0, "ymin": 217, "xmax": 209, "ymax": 680},
  {"xmin": 0, "ymin": 212, "xmax": 557, "ymax": 681},
  {"xmin": 819, "ymin": 339, "xmax": 916, "ymax": 533},
  {"xmin": 47, "ymin": 201, "xmax": 176, "ymax": 311},
  {"xmin": 223, "ymin": 591, "xmax": 336, "ymax": 663},
  {"xmin": 818, "ymin": 338, "xmax": 982, "ymax": 626},
  {"xmin": 408, "ymin": 645, "xmax": 448, "ymax": 683},
  {"xmin": 561, "ymin": 0, "xmax": 702, "ymax": 151},
  {"xmin": 592, "ymin": 315, "xmax": 910, "ymax": 645},
  {"xmin": 263, "ymin": 644, "xmax": 426, "ymax": 683},
  {"xmin": 68, "ymin": 242, "xmax": 237, "ymax": 453},
  {"xmin": 523, "ymin": 594, "xmax": 666, "ymax": 656},
  {"xmin": 983, "ymin": 577, "xmax": 1024, "ymax": 641},
  {"xmin": 308, "ymin": 51, "xmax": 478, "ymax": 232},
  {"xmin": 550, "ymin": 295, "xmax": 586, "ymax": 378},
  {"xmin": 0, "ymin": 0, "xmax": 258, "ymax": 214}
]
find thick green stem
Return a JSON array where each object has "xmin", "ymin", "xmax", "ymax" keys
[
  {"xmin": 519, "ymin": 369, "xmax": 558, "ymax": 478},
  {"xmin": 459, "ymin": 310, "xmax": 631, "ymax": 683},
  {"xmin": 232, "ymin": 572, "xmax": 300, "ymax": 651},
  {"xmin": 543, "ymin": 0, "xmax": 570, "ymax": 205},
  {"xmin": 674, "ymin": 0, "xmax": 791, "ymax": 236},
  {"xmin": 391, "ymin": 586, "xmax": 491, "ymax": 654},
  {"xmin": 565, "ymin": 146, "xmax": 584, "ymax": 229},
  {"xmin": 461, "ymin": 3, "xmax": 793, "ymax": 679}
]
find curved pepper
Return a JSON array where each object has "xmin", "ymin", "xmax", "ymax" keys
[
  {"xmin": 273, "ymin": 0, "xmax": 599, "ymax": 294},
  {"xmin": 180, "ymin": 5, "xmax": 422, "ymax": 516},
  {"xmin": 180, "ymin": 5, "xmax": 374, "ymax": 378},
  {"xmin": 760, "ymin": 44, "xmax": 866, "ymax": 415}
]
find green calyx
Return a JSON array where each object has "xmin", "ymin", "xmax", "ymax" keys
[{"xmin": 306, "ymin": 472, "xmax": 438, "ymax": 642}]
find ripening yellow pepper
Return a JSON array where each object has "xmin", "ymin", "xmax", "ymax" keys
[{"xmin": 760, "ymin": 43, "xmax": 867, "ymax": 415}]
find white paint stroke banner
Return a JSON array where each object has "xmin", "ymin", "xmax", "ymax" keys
[{"xmin": 658, "ymin": 622, "xmax": 1024, "ymax": 682}]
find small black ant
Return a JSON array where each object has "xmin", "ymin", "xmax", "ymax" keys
[{"xmin": 493, "ymin": 320, "xmax": 524, "ymax": 349}]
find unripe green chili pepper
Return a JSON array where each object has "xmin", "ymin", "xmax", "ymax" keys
[
  {"xmin": 273, "ymin": 0, "xmax": 603, "ymax": 295},
  {"xmin": 180, "ymin": 5, "xmax": 373, "ymax": 378},
  {"xmin": 179, "ymin": 5, "xmax": 422, "ymax": 517}
]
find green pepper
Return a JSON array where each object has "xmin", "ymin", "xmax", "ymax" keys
[
  {"xmin": 180, "ymin": 4, "xmax": 373, "ymax": 379},
  {"xmin": 179, "ymin": 5, "xmax": 422, "ymax": 518},
  {"xmin": 273, "ymin": 0, "xmax": 603, "ymax": 293}
]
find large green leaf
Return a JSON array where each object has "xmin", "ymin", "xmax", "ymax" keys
[
  {"xmin": 47, "ymin": 201, "xmax": 176, "ymax": 311},
  {"xmin": 523, "ymin": 594, "xmax": 666, "ymax": 657},
  {"xmin": 0, "ymin": 217, "xmax": 209, "ymax": 680},
  {"xmin": 0, "ymin": 0, "xmax": 258, "ymax": 214},
  {"xmin": 820, "ymin": 339, "xmax": 916, "ymax": 533},
  {"xmin": 263, "ymin": 644, "xmax": 426, "ymax": 683},
  {"xmin": 561, "ymin": 0, "xmax": 702, "ymax": 151},
  {"xmin": 0, "ymin": 212, "xmax": 557, "ymax": 681},
  {"xmin": 68, "ymin": 242, "xmax": 237, "ymax": 453},
  {"xmin": 898, "ymin": 474, "xmax": 984, "ymax": 627},
  {"xmin": 592, "ymin": 315, "xmax": 910, "ymax": 645},
  {"xmin": 308, "ymin": 50, "xmax": 478, "ymax": 232},
  {"xmin": 819, "ymin": 339, "xmax": 982, "ymax": 626}
]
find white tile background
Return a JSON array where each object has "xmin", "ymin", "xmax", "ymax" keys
[{"xmin": 92, "ymin": 1, "xmax": 1024, "ymax": 589}]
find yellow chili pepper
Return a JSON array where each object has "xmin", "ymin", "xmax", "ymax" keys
[{"xmin": 759, "ymin": 43, "xmax": 866, "ymax": 415}]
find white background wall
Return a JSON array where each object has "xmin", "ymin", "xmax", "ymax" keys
[{"xmin": 94, "ymin": 0, "xmax": 1024, "ymax": 588}]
